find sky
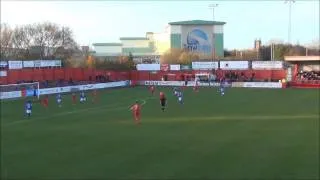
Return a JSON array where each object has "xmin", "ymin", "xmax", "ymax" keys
[{"xmin": 1, "ymin": 0, "xmax": 319, "ymax": 50}]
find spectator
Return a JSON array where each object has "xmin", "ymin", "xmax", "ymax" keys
[{"xmin": 297, "ymin": 71, "xmax": 320, "ymax": 81}]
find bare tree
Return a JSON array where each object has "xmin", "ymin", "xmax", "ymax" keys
[
  {"xmin": 53, "ymin": 26, "xmax": 79, "ymax": 60},
  {"xmin": 32, "ymin": 23, "xmax": 48, "ymax": 59},
  {"xmin": 11, "ymin": 24, "xmax": 36, "ymax": 59},
  {"xmin": 0, "ymin": 23, "xmax": 13, "ymax": 60},
  {"xmin": 42, "ymin": 22, "xmax": 61, "ymax": 58},
  {"xmin": 4, "ymin": 22, "xmax": 79, "ymax": 61},
  {"xmin": 160, "ymin": 48, "xmax": 183, "ymax": 64}
]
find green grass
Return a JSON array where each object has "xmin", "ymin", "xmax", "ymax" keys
[{"xmin": 1, "ymin": 87, "xmax": 319, "ymax": 179}]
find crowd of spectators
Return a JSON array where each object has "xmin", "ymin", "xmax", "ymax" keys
[
  {"xmin": 223, "ymin": 71, "xmax": 255, "ymax": 82},
  {"xmin": 0, "ymin": 75, "xmax": 114, "ymax": 92},
  {"xmin": 176, "ymin": 71, "xmax": 281, "ymax": 83},
  {"xmin": 296, "ymin": 71, "xmax": 320, "ymax": 82}
]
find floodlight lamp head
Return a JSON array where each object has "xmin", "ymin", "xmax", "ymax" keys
[{"xmin": 209, "ymin": 4, "xmax": 218, "ymax": 7}]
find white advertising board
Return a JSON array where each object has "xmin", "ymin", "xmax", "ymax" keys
[
  {"xmin": 231, "ymin": 82, "xmax": 244, "ymax": 88},
  {"xmin": 38, "ymin": 87, "xmax": 60, "ymax": 95},
  {"xmin": 231, "ymin": 82, "xmax": 282, "ymax": 89},
  {"xmin": 136, "ymin": 64, "xmax": 160, "ymax": 71},
  {"xmin": 34, "ymin": 60, "xmax": 41, "ymax": 68},
  {"xmin": 38, "ymin": 81, "xmax": 130, "ymax": 95},
  {"xmin": 143, "ymin": 81, "xmax": 203, "ymax": 87},
  {"xmin": 54, "ymin": 60, "xmax": 62, "ymax": 67},
  {"xmin": 170, "ymin": 64, "xmax": 180, "ymax": 71},
  {"xmin": 23, "ymin": 61, "xmax": 35, "ymax": 68},
  {"xmin": 0, "ymin": 81, "xmax": 130, "ymax": 99},
  {"xmin": 141, "ymin": 81, "xmax": 282, "ymax": 89},
  {"xmin": 81, "ymin": 81, "xmax": 129, "ymax": 91},
  {"xmin": 144, "ymin": 81, "xmax": 180, "ymax": 86},
  {"xmin": 196, "ymin": 82, "xmax": 220, "ymax": 87},
  {"xmin": 0, "ymin": 91, "xmax": 22, "ymax": 99},
  {"xmin": 0, "ymin": 61, "xmax": 8, "ymax": 68},
  {"xmin": 220, "ymin": 61, "xmax": 249, "ymax": 70},
  {"xmin": 143, "ymin": 81, "xmax": 187, "ymax": 86},
  {"xmin": 192, "ymin": 62, "xmax": 218, "ymax": 70},
  {"xmin": 8, "ymin": 61, "xmax": 23, "ymax": 69},
  {"xmin": 41, "ymin": 60, "xmax": 55, "ymax": 67},
  {"xmin": 252, "ymin": 61, "xmax": 283, "ymax": 69},
  {"xmin": 0, "ymin": 71, "xmax": 7, "ymax": 77}
]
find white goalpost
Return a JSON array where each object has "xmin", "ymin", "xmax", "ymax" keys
[
  {"xmin": 0, "ymin": 82, "xmax": 40, "ymax": 100},
  {"xmin": 195, "ymin": 73, "xmax": 210, "ymax": 83}
]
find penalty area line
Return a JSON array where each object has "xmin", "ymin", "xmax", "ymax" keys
[
  {"xmin": 127, "ymin": 98, "xmax": 150, "ymax": 111},
  {"xmin": 147, "ymin": 114, "xmax": 319, "ymax": 123},
  {"xmin": 3, "ymin": 97, "xmax": 155, "ymax": 127}
]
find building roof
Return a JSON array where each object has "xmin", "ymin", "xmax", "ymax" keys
[
  {"xmin": 169, "ymin": 20, "xmax": 226, "ymax": 25},
  {"xmin": 120, "ymin": 37, "xmax": 148, "ymax": 40},
  {"xmin": 92, "ymin": 43, "xmax": 122, "ymax": 46},
  {"xmin": 284, "ymin": 56, "xmax": 320, "ymax": 61},
  {"xmin": 92, "ymin": 52, "xmax": 123, "ymax": 57}
]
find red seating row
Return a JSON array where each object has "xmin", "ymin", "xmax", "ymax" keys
[{"xmin": 0, "ymin": 68, "xmax": 287, "ymax": 85}]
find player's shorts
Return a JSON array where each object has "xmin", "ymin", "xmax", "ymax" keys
[
  {"xmin": 174, "ymin": 91, "xmax": 178, "ymax": 96},
  {"xmin": 160, "ymin": 99, "xmax": 166, "ymax": 107},
  {"xmin": 26, "ymin": 109, "xmax": 31, "ymax": 114},
  {"xmin": 57, "ymin": 99, "xmax": 62, "ymax": 103},
  {"xmin": 178, "ymin": 97, "xmax": 182, "ymax": 102}
]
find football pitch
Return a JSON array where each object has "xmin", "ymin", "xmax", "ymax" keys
[{"xmin": 1, "ymin": 87, "xmax": 319, "ymax": 179}]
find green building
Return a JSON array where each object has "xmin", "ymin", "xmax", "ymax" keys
[{"xmin": 169, "ymin": 20, "xmax": 226, "ymax": 58}]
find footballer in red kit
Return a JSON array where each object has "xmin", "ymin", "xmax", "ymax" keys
[
  {"xmin": 193, "ymin": 81, "xmax": 199, "ymax": 92},
  {"xmin": 149, "ymin": 86, "xmax": 155, "ymax": 95},
  {"xmin": 42, "ymin": 95, "xmax": 49, "ymax": 108},
  {"xmin": 159, "ymin": 92, "xmax": 167, "ymax": 112},
  {"xmin": 130, "ymin": 101, "xmax": 141, "ymax": 125},
  {"xmin": 92, "ymin": 89, "xmax": 98, "ymax": 103},
  {"xmin": 72, "ymin": 92, "xmax": 76, "ymax": 104}
]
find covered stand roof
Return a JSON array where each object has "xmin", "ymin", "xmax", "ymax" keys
[{"xmin": 168, "ymin": 20, "xmax": 226, "ymax": 25}]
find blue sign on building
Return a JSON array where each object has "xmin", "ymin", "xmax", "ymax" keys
[{"xmin": 183, "ymin": 29, "xmax": 212, "ymax": 54}]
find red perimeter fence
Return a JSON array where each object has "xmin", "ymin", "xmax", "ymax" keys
[{"xmin": 0, "ymin": 68, "xmax": 287, "ymax": 85}]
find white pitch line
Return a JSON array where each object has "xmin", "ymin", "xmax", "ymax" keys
[
  {"xmin": 4, "ymin": 96, "xmax": 314, "ymax": 127},
  {"xmin": 141, "ymin": 99, "xmax": 147, "ymax": 105},
  {"xmin": 3, "ymin": 97, "xmax": 156, "ymax": 127},
  {"xmin": 147, "ymin": 114, "xmax": 319, "ymax": 123},
  {"xmin": 111, "ymin": 114, "xmax": 319, "ymax": 125},
  {"xmin": 3, "ymin": 106, "xmax": 125, "ymax": 127},
  {"xmin": 127, "ymin": 98, "xmax": 150, "ymax": 110}
]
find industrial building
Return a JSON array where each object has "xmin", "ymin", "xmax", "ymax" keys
[{"xmin": 92, "ymin": 20, "xmax": 226, "ymax": 62}]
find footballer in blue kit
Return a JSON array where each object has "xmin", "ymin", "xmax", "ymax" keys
[
  {"xmin": 80, "ymin": 91, "xmax": 86, "ymax": 103},
  {"xmin": 177, "ymin": 91, "xmax": 184, "ymax": 105},
  {"xmin": 220, "ymin": 80, "xmax": 225, "ymax": 96},
  {"xmin": 56, "ymin": 93, "xmax": 62, "ymax": 107},
  {"xmin": 25, "ymin": 100, "xmax": 32, "ymax": 118},
  {"xmin": 173, "ymin": 87, "xmax": 179, "ymax": 96}
]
